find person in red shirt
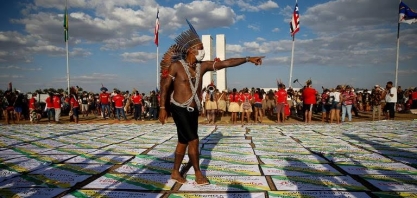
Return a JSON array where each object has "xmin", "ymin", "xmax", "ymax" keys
[
  {"xmin": 53, "ymin": 93, "xmax": 62, "ymax": 123},
  {"xmin": 302, "ymin": 80, "xmax": 317, "ymax": 124},
  {"xmin": 112, "ymin": 90, "xmax": 127, "ymax": 121},
  {"xmin": 99, "ymin": 87, "xmax": 110, "ymax": 119},
  {"xmin": 69, "ymin": 87, "xmax": 80, "ymax": 123},
  {"xmin": 228, "ymin": 88, "xmax": 240, "ymax": 124},
  {"xmin": 45, "ymin": 92, "xmax": 55, "ymax": 123},
  {"xmin": 29, "ymin": 93, "xmax": 41, "ymax": 123},
  {"xmin": 131, "ymin": 90, "xmax": 143, "ymax": 121},
  {"xmin": 253, "ymin": 88, "xmax": 263, "ymax": 123},
  {"xmin": 240, "ymin": 88, "xmax": 253, "ymax": 124},
  {"xmin": 275, "ymin": 83, "xmax": 288, "ymax": 123}
]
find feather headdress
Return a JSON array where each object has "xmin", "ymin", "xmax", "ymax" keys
[{"xmin": 174, "ymin": 19, "xmax": 201, "ymax": 54}]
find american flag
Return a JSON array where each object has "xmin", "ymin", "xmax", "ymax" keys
[
  {"xmin": 154, "ymin": 8, "xmax": 159, "ymax": 46},
  {"xmin": 290, "ymin": 3, "xmax": 300, "ymax": 36}
]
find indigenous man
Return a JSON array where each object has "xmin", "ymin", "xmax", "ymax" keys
[{"xmin": 159, "ymin": 21, "xmax": 263, "ymax": 185}]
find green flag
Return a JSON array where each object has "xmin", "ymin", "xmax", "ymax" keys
[{"xmin": 64, "ymin": 6, "xmax": 68, "ymax": 42}]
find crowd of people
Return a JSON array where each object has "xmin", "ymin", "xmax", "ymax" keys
[{"xmin": 1, "ymin": 80, "xmax": 417, "ymax": 125}]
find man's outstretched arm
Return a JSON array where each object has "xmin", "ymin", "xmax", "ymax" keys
[{"xmin": 204, "ymin": 56, "xmax": 265, "ymax": 72}]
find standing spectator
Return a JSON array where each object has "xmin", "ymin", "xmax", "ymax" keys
[
  {"xmin": 253, "ymin": 88, "xmax": 263, "ymax": 123},
  {"xmin": 265, "ymin": 90, "xmax": 276, "ymax": 117},
  {"xmin": 341, "ymin": 85, "xmax": 355, "ymax": 122},
  {"xmin": 3, "ymin": 91, "xmax": 15, "ymax": 124},
  {"xmin": 371, "ymin": 85, "xmax": 382, "ymax": 121},
  {"xmin": 80, "ymin": 92, "xmax": 89, "ymax": 117},
  {"xmin": 13, "ymin": 91, "xmax": 24, "ymax": 123},
  {"xmin": 113, "ymin": 90, "xmax": 127, "ymax": 121},
  {"xmin": 124, "ymin": 91, "xmax": 132, "ymax": 116},
  {"xmin": 240, "ymin": 88, "xmax": 253, "ymax": 124},
  {"xmin": 275, "ymin": 83, "xmax": 287, "ymax": 123},
  {"xmin": 205, "ymin": 86, "xmax": 217, "ymax": 124},
  {"xmin": 411, "ymin": 88, "xmax": 417, "ymax": 109},
  {"xmin": 329, "ymin": 86, "xmax": 342, "ymax": 124},
  {"xmin": 321, "ymin": 89, "xmax": 331, "ymax": 123},
  {"xmin": 302, "ymin": 80, "xmax": 317, "ymax": 124},
  {"xmin": 201, "ymin": 87, "xmax": 207, "ymax": 117},
  {"xmin": 99, "ymin": 87, "xmax": 110, "ymax": 119},
  {"xmin": 385, "ymin": 81, "xmax": 397, "ymax": 120},
  {"xmin": 148, "ymin": 90, "xmax": 159, "ymax": 120},
  {"xmin": 53, "ymin": 93, "xmax": 61, "ymax": 123},
  {"xmin": 29, "ymin": 93, "xmax": 41, "ymax": 124},
  {"xmin": 70, "ymin": 87, "xmax": 80, "ymax": 124},
  {"xmin": 397, "ymin": 86, "xmax": 404, "ymax": 112},
  {"xmin": 217, "ymin": 89, "xmax": 227, "ymax": 120},
  {"xmin": 357, "ymin": 92, "xmax": 363, "ymax": 111},
  {"xmin": 131, "ymin": 90, "xmax": 143, "ymax": 121},
  {"xmin": 143, "ymin": 96, "xmax": 151, "ymax": 119},
  {"xmin": 45, "ymin": 92, "xmax": 55, "ymax": 123},
  {"xmin": 362, "ymin": 90, "xmax": 371, "ymax": 111},
  {"xmin": 228, "ymin": 88, "xmax": 240, "ymax": 124}
]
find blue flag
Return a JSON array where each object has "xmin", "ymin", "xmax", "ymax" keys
[{"xmin": 399, "ymin": 2, "xmax": 417, "ymax": 24}]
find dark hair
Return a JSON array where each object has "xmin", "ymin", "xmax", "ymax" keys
[
  {"xmin": 256, "ymin": 88, "xmax": 263, "ymax": 99},
  {"xmin": 387, "ymin": 81, "xmax": 393, "ymax": 85},
  {"xmin": 49, "ymin": 92, "xmax": 53, "ymax": 103}
]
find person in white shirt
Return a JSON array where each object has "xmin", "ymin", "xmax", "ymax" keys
[
  {"xmin": 385, "ymin": 81, "xmax": 397, "ymax": 120},
  {"xmin": 329, "ymin": 85, "xmax": 342, "ymax": 124}
]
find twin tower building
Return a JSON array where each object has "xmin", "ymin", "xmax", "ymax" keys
[{"xmin": 201, "ymin": 34, "xmax": 227, "ymax": 92}]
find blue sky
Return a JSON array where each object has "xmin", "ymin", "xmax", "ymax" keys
[{"xmin": 0, "ymin": 0, "xmax": 416, "ymax": 93}]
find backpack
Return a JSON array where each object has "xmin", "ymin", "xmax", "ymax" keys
[{"xmin": 242, "ymin": 95, "xmax": 251, "ymax": 110}]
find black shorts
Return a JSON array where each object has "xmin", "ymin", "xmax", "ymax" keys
[
  {"xmin": 170, "ymin": 103, "xmax": 200, "ymax": 144},
  {"xmin": 303, "ymin": 104, "xmax": 314, "ymax": 112}
]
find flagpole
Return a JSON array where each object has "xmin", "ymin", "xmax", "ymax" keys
[
  {"xmin": 289, "ymin": 0, "xmax": 298, "ymax": 87},
  {"xmin": 65, "ymin": 0, "xmax": 70, "ymax": 96},
  {"xmin": 156, "ymin": 42, "xmax": 159, "ymax": 89},
  {"xmin": 289, "ymin": 34, "xmax": 295, "ymax": 87},
  {"xmin": 395, "ymin": 0, "xmax": 401, "ymax": 87}
]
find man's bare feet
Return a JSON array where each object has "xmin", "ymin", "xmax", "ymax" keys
[
  {"xmin": 171, "ymin": 172, "xmax": 187, "ymax": 184},
  {"xmin": 195, "ymin": 176, "xmax": 209, "ymax": 186}
]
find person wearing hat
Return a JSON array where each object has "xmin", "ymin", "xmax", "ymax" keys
[
  {"xmin": 99, "ymin": 87, "xmax": 110, "ymax": 119},
  {"xmin": 158, "ymin": 20, "xmax": 264, "ymax": 185}
]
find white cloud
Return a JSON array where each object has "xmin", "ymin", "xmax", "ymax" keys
[
  {"xmin": 247, "ymin": 24, "xmax": 260, "ymax": 31},
  {"xmin": 121, "ymin": 52, "xmax": 156, "ymax": 63},
  {"xmin": 272, "ymin": 28, "xmax": 280, "ymax": 32},
  {"xmin": 234, "ymin": 0, "xmax": 278, "ymax": 12},
  {"xmin": 0, "ymin": 65, "xmax": 41, "ymax": 71}
]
